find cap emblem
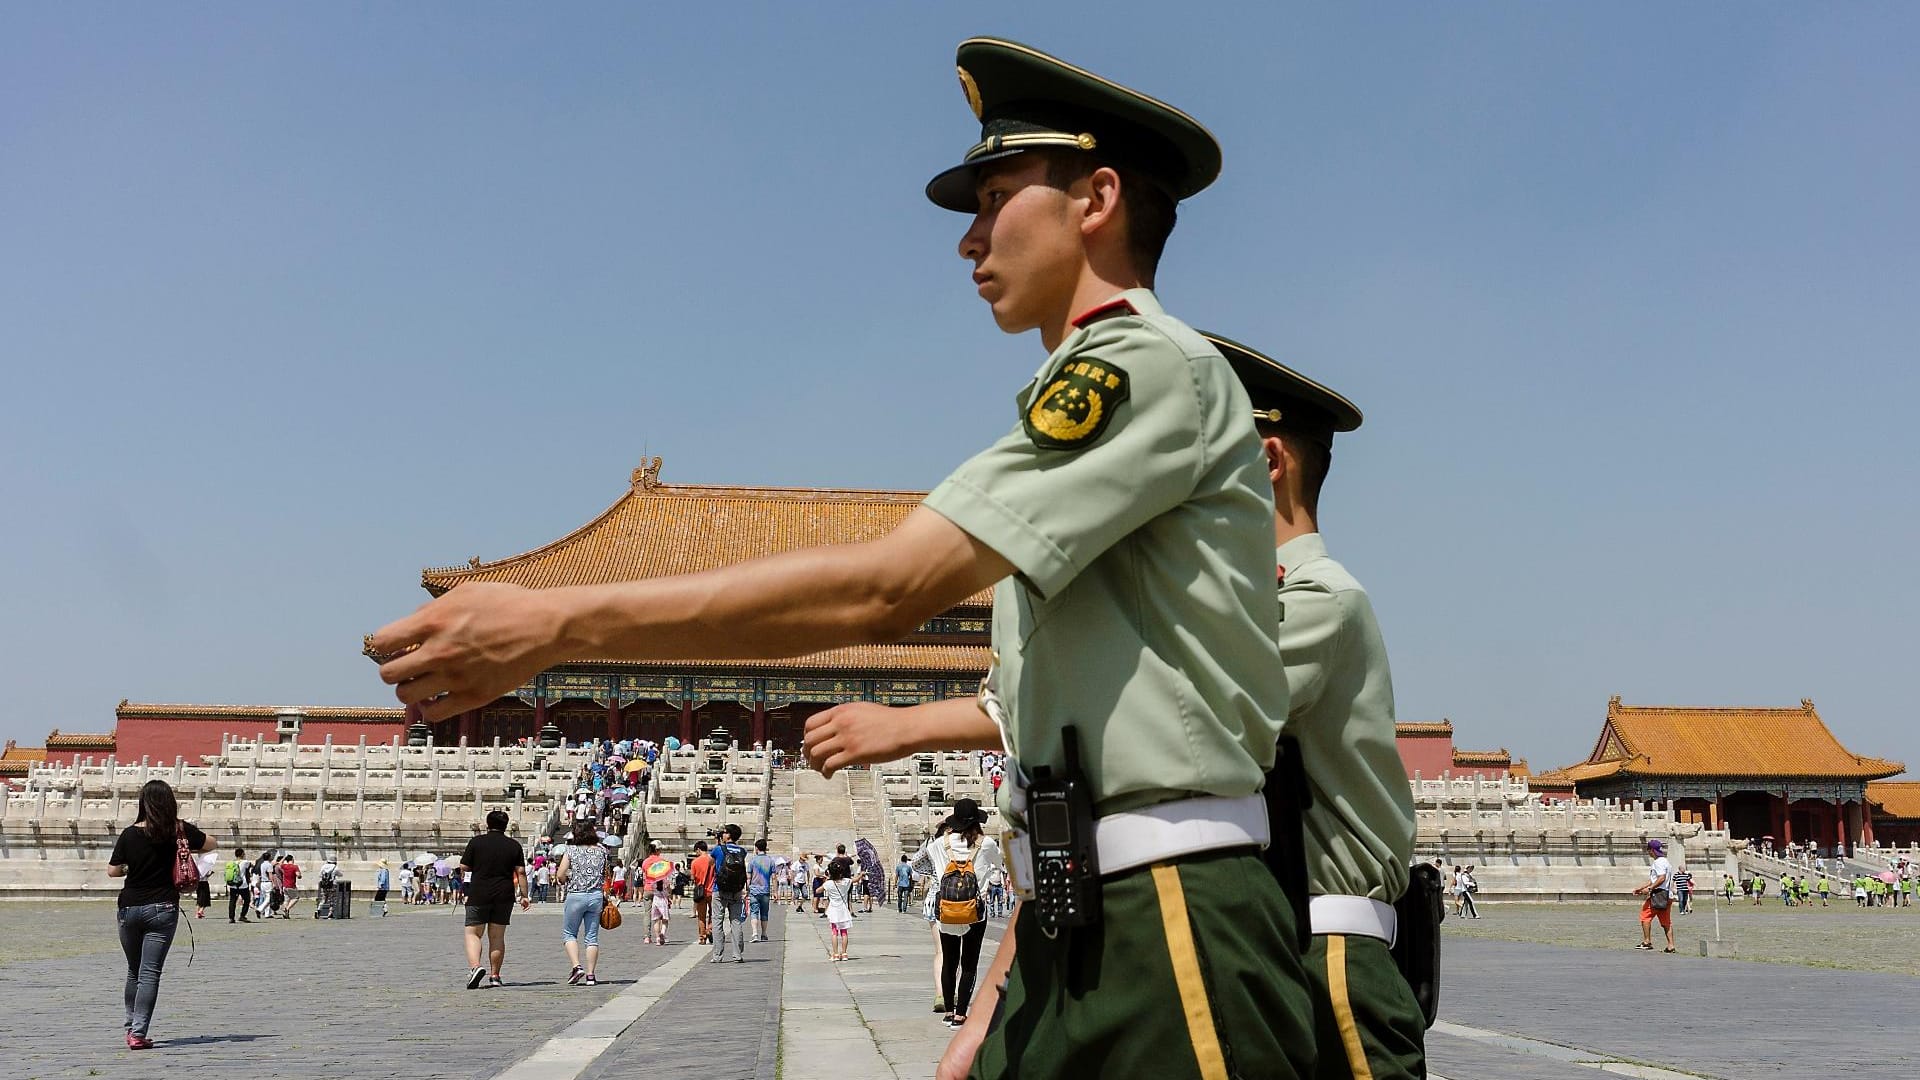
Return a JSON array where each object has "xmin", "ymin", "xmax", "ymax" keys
[{"xmin": 957, "ymin": 65, "xmax": 984, "ymax": 119}]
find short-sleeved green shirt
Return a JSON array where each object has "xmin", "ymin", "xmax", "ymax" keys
[
  {"xmin": 1275, "ymin": 533, "xmax": 1414, "ymax": 903},
  {"xmin": 922, "ymin": 288, "xmax": 1286, "ymax": 818}
]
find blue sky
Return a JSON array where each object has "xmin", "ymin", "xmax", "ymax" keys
[{"xmin": 3, "ymin": 6, "xmax": 1915, "ymax": 773}]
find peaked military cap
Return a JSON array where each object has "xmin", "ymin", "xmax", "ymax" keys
[
  {"xmin": 1202, "ymin": 331, "xmax": 1363, "ymax": 447},
  {"xmin": 926, "ymin": 37, "xmax": 1223, "ymax": 214}
]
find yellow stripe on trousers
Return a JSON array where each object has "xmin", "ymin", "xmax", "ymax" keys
[
  {"xmin": 1326, "ymin": 935, "xmax": 1375, "ymax": 1080},
  {"xmin": 1150, "ymin": 863, "xmax": 1230, "ymax": 1080}
]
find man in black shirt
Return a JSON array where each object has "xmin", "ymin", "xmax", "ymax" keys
[{"xmin": 459, "ymin": 810, "xmax": 529, "ymax": 989}]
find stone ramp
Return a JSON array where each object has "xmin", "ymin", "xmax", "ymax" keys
[{"xmin": 790, "ymin": 769, "xmax": 854, "ymax": 856}]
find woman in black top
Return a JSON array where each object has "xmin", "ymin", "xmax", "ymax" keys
[{"xmin": 106, "ymin": 779, "xmax": 216, "ymax": 1049}]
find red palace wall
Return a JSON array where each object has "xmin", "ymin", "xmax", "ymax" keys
[
  {"xmin": 1396, "ymin": 733, "xmax": 1456, "ymax": 779},
  {"xmin": 112, "ymin": 717, "xmax": 408, "ymax": 765}
]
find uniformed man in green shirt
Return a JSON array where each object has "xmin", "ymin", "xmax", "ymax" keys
[
  {"xmin": 803, "ymin": 330, "xmax": 1430, "ymax": 1080},
  {"xmin": 1206, "ymin": 333, "xmax": 1427, "ymax": 1080},
  {"xmin": 373, "ymin": 36, "xmax": 1313, "ymax": 1080}
]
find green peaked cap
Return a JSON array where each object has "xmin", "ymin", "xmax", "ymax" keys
[
  {"xmin": 1202, "ymin": 331, "xmax": 1363, "ymax": 447},
  {"xmin": 927, "ymin": 37, "xmax": 1223, "ymax": 214}
]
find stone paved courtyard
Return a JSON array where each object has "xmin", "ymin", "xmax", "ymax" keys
[{"xmin": 4, "ymin": 897, "xmax": 1917, "ymax": 1079}]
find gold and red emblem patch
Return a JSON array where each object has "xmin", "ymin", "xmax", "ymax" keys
[{"xmin": 1024, "ymin": 358, "xmax": 1130, "ymax": 450}]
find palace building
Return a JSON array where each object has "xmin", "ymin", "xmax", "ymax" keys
[
  {"xmin": 405, "ymin": 458, "xmax": 990, "ymax": 751},
  {"xmin": 1535, "ymin": 696, "xmax": 1904, "ymax": 852},
  {"xmin": 13, "ymin": 460, "xmax": 1911, "ymax": 827}
]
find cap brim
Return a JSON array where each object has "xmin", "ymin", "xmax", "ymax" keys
[
  {"xmin": 925, "ymin": 147, "xmax": 1028, "ymax": 214},
  {"xmin": 1201, "ymin": 331, "xmax": 1364, "ymax": 433}
]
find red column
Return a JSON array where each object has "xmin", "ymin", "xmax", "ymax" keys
[
  {"xmin": 678, "ymin": 700, "xmax": 693, "ymax": 746},
  {"xmin": 1865, "ymin": 799, "xmax": 1876, "ymax": 846},
  {"xmin": 1783, "ymin": 797, "xmax": 1794, "ymax": 845},
  {"xmin": 606, "ymin": 699, "xmax": 622, "ymax": 743},
  {"xmin": 752, "ymin": 700, "xmax": 767, "ymax": 748},
  {"xmin": 459, "ymin": 710, "xmax": 477, "ymax": 744},
  {"xmin": 1837, "ymin": 802, "xmax": 1849, "ymax": 854},
  {"xmin": 535, "ymin": 698, "xmax": 549, "ymax": 739}
]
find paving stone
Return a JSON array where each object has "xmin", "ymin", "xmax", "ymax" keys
[
  {"xmin": 1437, "ymin": 934, "xmax": 1920, "ymax": 1079},
  {"xmin": 575, "ymin": 905, "xmax": 785, "ymax": 1080},
  {"xmin": 0, "ymin": 899, "xmax": 677, "ymax": 1080}
]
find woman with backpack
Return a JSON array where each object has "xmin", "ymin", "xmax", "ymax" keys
[
  {"xmin": 922, "ymin": 799, "xmax": 1001, "ymax": 1030},
  {"xmin": 106, "ymin": 779, "xmax": 217, "ymax": 1049},
  {"xmin": 555, "ymin": 819, "xmax": 611, "ymax": 986}
]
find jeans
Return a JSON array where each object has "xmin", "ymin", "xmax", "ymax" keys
[
  {"xmin": 897, "ymin": 884, "xmax": 912, "ymax": 912},
  {"xmin": 1458, "ymin": 890, "xmax": 1478, "ymax": 918},
  {"xmin": 987, "ymin": 884, "xmax": 1006, "ymax": 917},
  {"xmin": 118, "ymin": 902, "xmax": 178, "ymax": 1038},
  {"xmin": 561, "ymin": 891, "xmax": 605, "ymax": 947},
  {"xmin": 711, "ymin": 892, "xmax": 747, "ymax": 962},
  {"xmin": 229, "ymin": 887, "xmax": 250, "ymax": 921}
]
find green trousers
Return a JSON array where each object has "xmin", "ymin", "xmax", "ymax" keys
[
  {"xmin": 1305, "ymin": 934, "xmax": 1427, "ymax": 1080},
  {"xmin": 970, "ymin": 849, "xmax": 1315, "ymax": 1080}
]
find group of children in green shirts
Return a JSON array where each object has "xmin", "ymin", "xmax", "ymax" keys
[{"xmin": 1719, "ymin": 871, "xmax": 1914, "ymax": 907}]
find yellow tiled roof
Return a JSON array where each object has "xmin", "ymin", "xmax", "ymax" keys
[
  {"xmin": 1451, "ymin": 749, "xmax": 1512, "ymax": 767},
  {"xmin": 606, "ymin": 643, "xmax": 990, "ymax": 676},
  {"xmin": 1395, "ymin": 721, "xmax": 1454, "ymax": 736},
  {"xmin": 116, "ymin": 703, "xmax": 404, "ymax": 722},
  {"xmin": 44, "ymin": 731, "xmax": 117, "ymax": 749},
  {"xmin": 1868, "ymin": 781, "xmax": 1920, "ymax": 821},
  {"xmin": 422, "ymin": 460, "xmax": 989, "ymax": 608},
  {"xmin": 0, "ymin": 743, "xmax": 48, "ymax": 763},
  {"xmin": 1555, "ymin": 697, "xmax": 1903, "ymax": 781}
]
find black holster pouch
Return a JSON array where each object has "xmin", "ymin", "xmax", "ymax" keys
[
  {"xmin": 1260, "ymin": 735, "xmax": 1313, "ymax": 954},
  {"xmin": 1391, "ymin": 862, "xmax": 1444, "ymax": 1028}
]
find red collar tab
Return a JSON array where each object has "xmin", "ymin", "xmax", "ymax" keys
[
  {"xmin": 1277, "ymin": 565, "xmax": 1287, "ymax": 585},
  {"xmin": 1071, "ymin": 297, "xmax": 1139, "ymax": 329}
]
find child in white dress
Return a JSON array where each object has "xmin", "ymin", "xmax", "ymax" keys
[{"xmin": 822, "ymin": 860, "xmax": 854, "ymax": 961}]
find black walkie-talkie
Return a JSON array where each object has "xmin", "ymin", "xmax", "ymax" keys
[{"xmin": 1026, "ymin": 725, "xmax": 1099, "ymax": 933}]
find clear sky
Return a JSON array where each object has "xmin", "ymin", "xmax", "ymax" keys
[{"xmin": 3, "ymin": 6, "xmax": 1915, "ymax": 774}]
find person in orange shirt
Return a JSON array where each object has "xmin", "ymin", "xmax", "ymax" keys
[{"xmin": 688, "ymin": 840, "xmax": 714, "ymax": 945}]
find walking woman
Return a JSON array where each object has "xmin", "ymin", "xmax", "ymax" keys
[
  {"xmin": 554, "ymin": 819, "xmax": 610, "ymax": 986},
  {"xmin": 106, "ymin": 779, "xmax": 216, "ymax": 1049},
  {"xmin": 922, "ymin": 800, "xmax": 1000, "ymax": 1029}
]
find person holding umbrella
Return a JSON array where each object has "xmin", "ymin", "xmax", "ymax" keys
[{"xmin": 641, "ymin": 842, "xmax": 674, "ymax": 945}]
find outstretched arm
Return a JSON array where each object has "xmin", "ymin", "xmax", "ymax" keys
[
  {"xmin": 804, "ymin": 698, "xmax": 1004, "ymax": 777},
  {"xmin": 372, "ymin": 506, "xmax": 1013, "ymax": 720}
]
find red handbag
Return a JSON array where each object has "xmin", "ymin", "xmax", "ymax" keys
[{"xmin": 171, "ymin": 825, "xmax": 201, "ymax": 892}]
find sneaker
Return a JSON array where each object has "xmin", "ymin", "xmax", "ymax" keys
[
  {"xmin": 467, "ymin": 966, "xmax": 488, "ymax": 989},
  {"xmin": 584, "ymin": 974, "xmax": 597, "ymax": 986},
  {"xmin": 734, "ymin": 956, "xmax": 747, "ymax": 963},
  {"xmin": 489, "ymin": 975, "xmax": 504, "ymax": 988},
  {"xmin": 569, "ymin": 966, "xmax": 585, "ymax": 985},
  {"xmin": 127, "ymin": 1033, "xmax": 155, "ymax": 1050},
  {"xmin": 1633, "ymin": 942, "xmax": 1654, "ymax": 951}
]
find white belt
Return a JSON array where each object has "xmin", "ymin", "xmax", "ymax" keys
[
  {"xmin": 1309, "ymin": 895, "xmax": 1397, "ymax": 946},
  {"xmin": 1003, "ymin": 793, "xmax": 1270, "ymax": 898},
  {"xmin": 1095, "ymin": 795, "xmax": 1270, "ymax": 876}
]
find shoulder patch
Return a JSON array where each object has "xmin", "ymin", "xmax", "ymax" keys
[{"xmin": 1024, "ymin": 357, "xmax": 1130, "ymax": 450}]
